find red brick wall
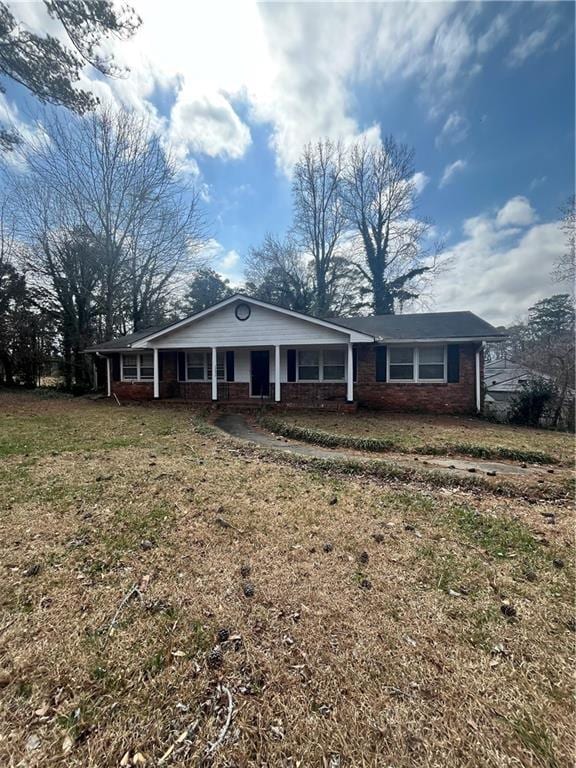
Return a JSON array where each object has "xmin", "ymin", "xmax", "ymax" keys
[
  {"xmin": 110, "ymin": 351, "xmax": 251, "ymax": 402},
  {"xmin": 109, "ymin": 345, "xmax": 481, "ymax": 415},
  {"xmin": 355, "ymin": 343, "xmax": 479, "ymax": 414},
  {"xmin": 281, "ymin": 383, "xmax": 347, "ymax": 403},
  {"xmin": 177, "ymin": 382, "xmax": 250, "ymax": 401}
]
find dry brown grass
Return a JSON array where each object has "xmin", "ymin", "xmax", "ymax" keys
[
  {"xmin": 276, "ymin": 410, "xmax": 574, "ymax": 466},
  {"xmin": 0, "ymin": 393, "xmax": 574, "ymax": 767}
]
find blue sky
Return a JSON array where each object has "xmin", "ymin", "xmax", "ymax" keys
[{"xmin": 2, "ymin": 0, "xmax": 574, "ymax": 324}]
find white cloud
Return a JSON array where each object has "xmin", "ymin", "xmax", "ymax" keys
[
  {"xmin": 412, "ymin": 171, "xmax": 430, "ymax": 195},
  {"xmin": 168, "ymin": 89, "xmax": 251, "ymax": 162},
  {"xmin": 219, "ymin": 249, "xmax": 240, "ymax": 271},
  {"xmin": 529, "ymin": 175, "xmax": 547, "ymax": 190},
  {"xmin": 197, "ymin": 239, "xmax": 243, "ymax": 284},
  {"xmin": 435, "ymin": 111, "xmax": 469, "ymax": 147},
  {"xmin": 439, "ymin": 159, "xmax": 467, "ymax": 188},
  {"xmin": 0, "ymin": 2, "xmax": 544, "ymax": 177},
  {"xmin": 496, "ymin": 196, "xmax": 536, "ymax": 228},
  {"xmin": 507, "ymin": 16, "xmax": 559, "ymax": 68},
  {"xmin": 11, "ymin": 1, "xmax": 504, "ymax": 175},
  {"xmin": 477, "ymin": 13, "xmax": 509, "ymax": 54},
  {"xmin": 432, "ymin": 198, "xmax": 567, "ymax": 324}
]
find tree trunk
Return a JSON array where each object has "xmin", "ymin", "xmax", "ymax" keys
[{"xmin": 372, "ymin": 273, "xmax": 395, "ymax": 315}]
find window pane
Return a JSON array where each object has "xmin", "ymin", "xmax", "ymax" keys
[
  {"xmin": 389, "ymin": 347, "xmax": 414, "ymax": 364},
  {"xmin": 122, "ymin": 354, "xmax": 137, "ymax": 379},
  {"xmin": 299, "ymin": 366, "xmax": 319, "ymax": 380},
  {"xmin": 141, "ymin": 353, "xmax": 154, "ymax": 366},
  {"xmin": 298, "ymin": 350, "xmax": 319, "ymax": 380},
  {"xmin": 324, "ymin": 365, "xmax": 345, "ymax": 380},
  {"xmin": 323, "ymin": 349, "xmax": 345, "ymax": 366},
  {"xmin": 140, "ymin": 367, "xmax": 154, "ymax": 379},
  {"xmin": 389, "ymin": 364, "xmax": 414, "ymax": 380},
  {"xmin": 419, "ymin": 364, "xmax": 444, "ymax": 380},
  {"xmin": 299, "ymin": 350, "xmax": 319, "ymax": 366},
  {"xmin": 187, "ymin": 352, "xmax": 205, "ymax": 381},
  {"xmin": 187, "ymin": 367, "xmax": 205, "ymax": 380},
  {"xmin": 419, "ymin": 346, "xmax": 444, "ymax": 364}
]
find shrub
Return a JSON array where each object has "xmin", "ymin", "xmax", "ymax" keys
[{"xmin": 509, "ymin": 377, "xmax": 557, "ymax": 428}]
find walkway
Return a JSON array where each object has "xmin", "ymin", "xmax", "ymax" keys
[{"xmin": 214, "ymin": 413, "xmax": 543, "ymax": 479}]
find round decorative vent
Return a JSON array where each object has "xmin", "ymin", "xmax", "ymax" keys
[{"xmin": 235, "ymin": 302, "xmax": 251, "ymax": 321}]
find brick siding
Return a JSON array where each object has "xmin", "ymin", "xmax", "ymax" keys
[
  {"xmin": 109, "ymin": 344, "xmax": 480, "ymax": 415},
  {"xmin": 355, "ymin": 343, "xmax": 479, "ymax": 414}
]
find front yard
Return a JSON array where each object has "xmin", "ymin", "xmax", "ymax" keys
[
  {"xmin": 267, "ymin": 409, "xmax": 574, "ymax": 465},
  {"xmin": 0, "ymin": 392, "xmax": 573, "ymax": 767}
]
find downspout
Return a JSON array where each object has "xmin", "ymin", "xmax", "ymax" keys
[{"xmin": 475, "ymin": 343, "xmax": 483, "ymax": 414}]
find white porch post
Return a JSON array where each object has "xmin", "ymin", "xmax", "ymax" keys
[
  {"xmin": 211, "ymin": 346, "xmax": 218, "ymax": 401},
  {"xmin": 274, "ymin": 345, "xmax": 281, "ymax": 402},
  {"xmin": 475, "ymin": 344, "xmax": 482, "ymax": 413},
  {"xmin": 346, "ymin": 342, "xmax": 354, "ymax": 402},
  {"xmin": 153, "ymin": 348, "xmax": 160, "ymax": 399},
  {"xmin": 106, "ymin": 356, "xmax": 112, "ymax": 398}
]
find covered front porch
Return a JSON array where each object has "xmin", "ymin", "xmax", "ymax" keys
[{"xmin": 109, "ymin": 343, "xmax": 356, "ymax": 405}]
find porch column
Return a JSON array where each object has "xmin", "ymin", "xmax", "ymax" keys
[
  {"xmin": 153, "ymin": 348, "xmax": 159, "ymax": 399},
  {"xmin": 346, "ymin": 342, "xmax": 354, "ymax": 402},
  {"xmin": 211, "ymin": 346, "xmax": 218, "ymax": 401},
  {"xmin": 106, "ymin": 356, "xmax": 111, "ymax": 398},
  {"xmin": 274, "ymin": 345, "xmax": 281, "ymax": 402},
  {"xmin": 475, "ymin": 345, "xmax": 482, "ymax": 413}
]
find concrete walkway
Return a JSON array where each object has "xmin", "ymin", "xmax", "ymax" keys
[{"xmin": 214, "ymin": 413, "xmax": 545, "ymax": 479}]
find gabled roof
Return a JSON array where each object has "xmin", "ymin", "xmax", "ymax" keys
[
  {"xmin": 85, "ymin": 294, "xmax": 375, "ymax": 352},
  {"xmin": 327, "ymin": 311, "xmax": 506, "ymax": 342},
  {"xmin": 85, "ymin": 298, "xmax": 505, "ymax": 353}
]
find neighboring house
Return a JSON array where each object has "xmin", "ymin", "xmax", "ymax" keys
[
  {"xmin": 484, "ymin": 357, "xmax": 574, "ymax": 423},
  {"xmin": 85, "ymin": 294, "xmax": 505, "ymax": 413}
]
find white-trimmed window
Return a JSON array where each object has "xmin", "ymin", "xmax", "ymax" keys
[
  {"xmin": 388, "ymin": 347, "xmax": 414, "ymax": 380},
  {"xmin": 122, "ymin": 352, "xmax": 154, "ymax": 381},
  {"xmin": 297, "ymin": 349, "xmax": 346, "ymax": 382},
  {"xmin": 323, "ymin": 349, "xmax": 346, "ymax": 380},
  {"xmin": 418, "ymin": 346, "xmax": 445, "ymax": 381},
  {"xmin": 388, "ymin": 345, "xmax": 446, "ymax": 383},
  {"xmin": 185, "ymin": 351, "xmax": 225, "ymax": 381}
]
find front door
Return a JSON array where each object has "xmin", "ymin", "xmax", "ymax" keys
[{"xmin": 251, "ymin": 350, "xmax": 270, "ymax": 397}]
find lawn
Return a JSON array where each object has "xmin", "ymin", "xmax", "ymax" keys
[
  {"xmin": 265, "ymin": 410, "xmax": 575, "ymax": 465},
  {"xmin": 0, "ymin": 392, "xmax": 573, "ymax": 767}
]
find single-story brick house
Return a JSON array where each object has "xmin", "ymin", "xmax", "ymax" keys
[{"xmin": 86, "ymin": 294, "xmax": 505, "ymax": 413}]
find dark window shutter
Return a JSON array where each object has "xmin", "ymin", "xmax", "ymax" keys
[
  {"xmin": 447, "ymin": 344, "xmax": 460, "ymax": 383},
  {"xmin": 287, "ymin": 349, "xmax": 297, "ymax": 382},
  {"xmin": 177, "ymin": 351, "xmax": 186, "ymax": 381},
  {"xmin": 226, "ymin": 351, "xmax": 235, "ymax": 382},
  {"xmin": 353, "ymin": 348, "xmax": 358, "ymax": 383},
  {"xmin": 375, "ymin": 346, "xmax": 387, "ymax": 382},
  {"xmin": 112, "ymin": 354, "xmax": 120, "ymax": 382}
]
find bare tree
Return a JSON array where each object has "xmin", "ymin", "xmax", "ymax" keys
[
  {"xmin": 341, "ymin": 136, "xmax": 439, "ymax": 315},
  {"xmin": 553, "ymin": 195, "xmax": 575, "ymax": 285},
  {"xmin": 13, "ymin": 106, "xmax": 207, "ymax": 337},
  {"xmin": 245, "ymin": 234, "xmax": 315, "ymax": 313},
  {"xmin": 292, "ymin": 140, "xmax": 347, "ymax": 316}
]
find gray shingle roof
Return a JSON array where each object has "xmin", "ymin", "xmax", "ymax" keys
[
  {"xmin": 86, "ymin": 325, "xmax": 165, "ymax": 351},
  {"xmin": 85, "ymin": 302, "xmax": 505, "ymax": 351},
  {"xmin": 327, "ymin": 311, "xmax": 505, "ymax": 341}
]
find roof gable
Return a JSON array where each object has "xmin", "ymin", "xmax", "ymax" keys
[{"xmin": 131, "ymin": 295, "xmax": 374, "ymax": 347}]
